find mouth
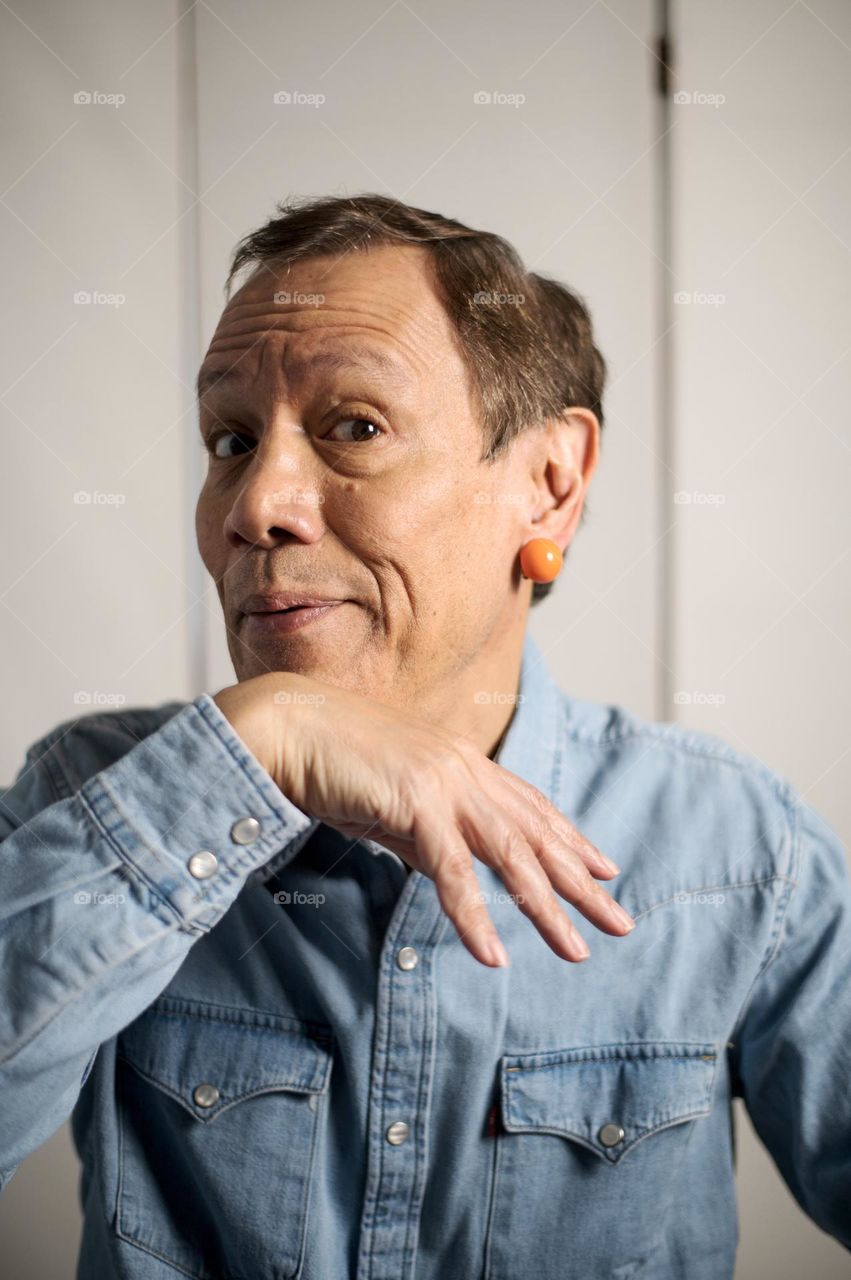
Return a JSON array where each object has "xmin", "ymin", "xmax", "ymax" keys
[{"xmin": 241, "ymin": 599, "xmax": 348, "ymax": 634}]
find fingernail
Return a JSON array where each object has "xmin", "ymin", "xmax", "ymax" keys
[
  {"xmin": 599, "ymin": 853, "xmax": 620, "ymax": 875},
  {"xmin": 486, "ymin": 935, "xmax": 510, "ymax": 967},
  {"xmin": 572, "ymin": 932, "xmax": 591, "ymax": 960},
  {"xmin": 609, "ymin": 900, "xmax": 636, "ymax": 931}
]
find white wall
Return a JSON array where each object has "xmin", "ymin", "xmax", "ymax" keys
[
  {"xmin": 1, "ymin": 3, "xmax": 196, "ymax": 1275},
  {"xmin": 671, "ymin": 3, "xmax": 851, "ymax": 1274},
  {"xmin": 0, "ymin": 1, "xmax": 848, "ymax": 1276}
]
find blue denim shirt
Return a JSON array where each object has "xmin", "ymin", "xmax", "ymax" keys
[{"xmin": 1, "ymin": 632, "xmax": 850, "ymax": 1280}]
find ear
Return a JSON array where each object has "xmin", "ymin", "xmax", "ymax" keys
[{"xmin": 524, "ymin": 408, "xmax": 600, "ymax": 550}]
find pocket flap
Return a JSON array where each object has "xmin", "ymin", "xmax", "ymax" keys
[
  {"xmin": 117, "ymin": 996, "xmax": 334, "ymax": 1123},
  {"xmin": 499, "ymin": 1040, "xmax": 718, "ymax": 1163}
]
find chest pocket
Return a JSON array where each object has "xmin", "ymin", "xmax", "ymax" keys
[
  {"xmin": 115, "ymin": 997, "xmax": 333, "ymax": 1280},
  {"xmin": 483, "ymin": 1040, "xmax": 719, "ymax": 1280}
]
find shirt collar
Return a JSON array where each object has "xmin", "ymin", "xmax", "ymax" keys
[
  {"xmin": 362, "ymin": 630, "xmax": 564, "ymax": 864},
  {"xmin": 492, "ymin": 630, "xmax": 564, "ymax": 803}
]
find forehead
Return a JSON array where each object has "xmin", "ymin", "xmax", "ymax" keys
[{"xmin": 198, "ymin": 244, "xmax": 465, "ymax": 397}]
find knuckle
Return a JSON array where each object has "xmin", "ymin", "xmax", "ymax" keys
[
  {"xmin": 500, "ymin": 824, "xmax": 528, "ymax": 860},
  {"xmin": 527, "ymin": 814, "xmax": 563, "ymax": 856},
  {"xmin": 538, "ymin": 894, "xmax": 572, "ymax": 933},
  {"xmin": 440, "ymin": 846, "xmax": 472, "ymax": 880},
  {"xmin": 514, "ymin": 884, "xmax": 555, "ymax": 923},
  {"xmin": 517, "ymin": 780, "xmax": 549, "ymax": 815},
  {"xmin": 571, "ymin": 875, "xmax": 605, "ymax": 909}
]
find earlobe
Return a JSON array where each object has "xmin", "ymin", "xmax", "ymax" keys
[{"xmin": 519, "ymin": 538, "xmax": 563, "ymax": 583}]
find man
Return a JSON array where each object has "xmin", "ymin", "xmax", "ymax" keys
[{"xmin": 1, "ymin": 193, "xmax": 849, "ymax": 1279}]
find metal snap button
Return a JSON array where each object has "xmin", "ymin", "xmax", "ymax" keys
[
  {"xmin": 230, "ymin": 816, "xmax": 261, "ymax": 845},
  {"xmin": 598, "ymin": 1122, "xmax": 625, "ymax": 1147},
  {"xmin": 386, "ymin": 1121, "xmax": 410, "ymax": 1145},
  {"xmin": 187, "ymin": 850, "xmax": 218, "ymax": 879},
  {"xmin": 193, "ymin": 1082, "xmax": 220, "ymax": 1108},
  {"xmin": 396, "ymin": 946, "xmax": 419, "ymax": 971}
]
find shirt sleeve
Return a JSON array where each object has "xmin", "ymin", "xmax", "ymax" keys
[
  {"xmin": 0, "ymin": 692, "xmax": 319, "ymax": 1183},
  {"xmin": 730, "ymin": 789, "xmax": 851, "ymax": 1250}
]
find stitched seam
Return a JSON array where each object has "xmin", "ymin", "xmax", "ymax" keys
[
  {"xmin": 561, "ymin": 715, "xmax": 796, "ymax": 808},
  {"xmin": 506, "ymin": 1053, "xmax": 717, "ymax": 1073},
  {"xmin": 631, "ymin": 874, "xmax": 794, "ymax": 920},
  {"xmin": 116, "ymin": 1053, "xmax": 328, "ymax": 1106},
  {"xmin": 141, "ymin": 997, "xmax": 333, "ymax": 1037},
  {"xmin": 728, "ymin": 790, "xmax": 800, "ymax": 1044},
  {"xmin": 127, "ymin": 1005, "xmax": 333, "ymax": 1042},
  {"xmin": 78, "ymin": 786, "xmax": 184, "ymax": 926},
  {"xmin": 503, "ymin": 1108, "xmax": 713, "ymax": 1140}
]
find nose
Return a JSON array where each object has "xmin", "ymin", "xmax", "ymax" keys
[{"xmin": 222, "ymin": 447, "xmax": 324, "ymax": 551}]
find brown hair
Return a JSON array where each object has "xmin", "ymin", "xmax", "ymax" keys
[{"xmin": 225, "ymin": 193, "xmax": 607, "ymax": 605}]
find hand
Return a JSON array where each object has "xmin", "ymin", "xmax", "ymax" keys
[{"xmin": 212, "ymin": 672, "xmax": 636, "ymax": 969}]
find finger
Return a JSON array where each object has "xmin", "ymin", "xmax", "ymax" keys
[
  {"xmin": 412, "ymin": 816, "xmax": 510, "ymax": 968},
  {"xmin": 487, "ymin": 785, "xmax": 637, "ymax": 935},
  {"xmin": 460, "ymin": 808, "xmax": 596, "ymax": 962},
  {"xmin": 534, "ymin": 836, "xmax": 636, "ymax": 936},
  {"xmin": 492, "ymin": 765, "xmax": 620, "ymax": 879}
]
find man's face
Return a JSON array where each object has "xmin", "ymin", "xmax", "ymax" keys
[{"xmin": 195, "ymin": 244, "xmax": 537, "ymax": 704}]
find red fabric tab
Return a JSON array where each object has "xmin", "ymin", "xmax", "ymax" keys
[{"xmin": 486, "ymin": 1102, "xmax": 500, "ymax": 1136}]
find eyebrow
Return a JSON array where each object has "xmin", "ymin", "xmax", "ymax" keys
[{"xmin": 196, "ymin": 347, "xmax": 411, "ymax": 400}]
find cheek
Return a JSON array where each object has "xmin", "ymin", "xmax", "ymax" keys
[
  {"xmin": 194, "ymin": 486, "xmax": 224, "ymax": 573},
  {"xmin": 327, "ymin": 468, "xmax": 504, "ymax": 586},
  {"xmin": 328, "ymin": 467, "xmax": 458, "ymax": 555}
]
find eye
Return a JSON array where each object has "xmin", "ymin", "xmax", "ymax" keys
[
  {"xmin": 325, "ymin": 414, "xmax": 385, "ymax": 444},
  {"xmin": 206, "ymin": 429, "xmax": 255, "ymax": 459}
]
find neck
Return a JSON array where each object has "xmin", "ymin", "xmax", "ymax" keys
[{"xmin": 405, "ymin": 620, "xmax": 527, "ymax": 760}]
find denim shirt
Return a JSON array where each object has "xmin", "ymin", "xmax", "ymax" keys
[{"xmin": 1, "ymin": 632, "xmax": 850, "ymax": 1280}]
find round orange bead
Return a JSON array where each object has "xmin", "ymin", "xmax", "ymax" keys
[{"xmin": 519, "ymin": 538, "xmax": 563, "ymax": 583}]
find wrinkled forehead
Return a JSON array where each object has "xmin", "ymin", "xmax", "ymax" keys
[{"xmin": 199, "ymin": 245, "xmax": 469, "ymax": 397}]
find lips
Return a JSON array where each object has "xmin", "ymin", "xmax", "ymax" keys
[
  {"xmin": 238, "ymin": 592, "xmax": 347, "ymax": 615},
  {"xmin": 240, "ymin": 598, "xmax": 347, "ymax": 634}
]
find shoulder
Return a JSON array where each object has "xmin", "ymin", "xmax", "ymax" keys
[
  {"xmin": 22, "ymin": 699, "xmax": 189, "ymax": 800},
  {"xmin": 556, "ymin": 690, "xmax": 800, "ymax": 883},
  {"xmin": 561, "ymin": 690, "xmax": 794, "ymax": 800}
]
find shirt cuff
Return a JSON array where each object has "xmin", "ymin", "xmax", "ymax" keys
[{"xmin": 79, "ymin": 691, "xmax": 320, "ymax": 931}]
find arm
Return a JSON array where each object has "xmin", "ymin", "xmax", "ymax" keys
[
  {"xmin": 0, "ymin": 693, "xmax": 317, "ymax": 1187},
  {"xmin": 730, "ymin": 790, "xmax": 851, "ymax": 1249}
]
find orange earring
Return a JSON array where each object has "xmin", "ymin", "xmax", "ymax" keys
[{"xmin": 519, "ymin": 537, "xmax": 563, "ymax": 583}]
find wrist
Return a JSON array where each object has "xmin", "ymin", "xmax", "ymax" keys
[{"xmin": 211, "ymin": 675, "xmax": 282, "ymax": 777}]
